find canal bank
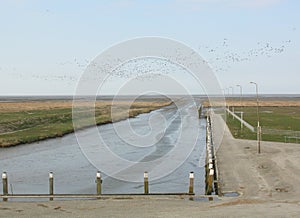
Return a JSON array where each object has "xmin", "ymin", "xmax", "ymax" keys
[{"xmin": 0, "ymin": 99, "xmax": 207, "ymax": 197}]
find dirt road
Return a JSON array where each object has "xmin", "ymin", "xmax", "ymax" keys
[{"xmin": 214, "ymin": 113, "xmax": 300, "ymax": 201}]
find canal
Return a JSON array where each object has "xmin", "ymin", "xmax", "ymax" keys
[{"xmin": 0, "ymin": 98, "xmax": 206, "ymax": 198}]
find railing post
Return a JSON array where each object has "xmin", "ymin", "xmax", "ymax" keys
[
  {"xmin": 144, "ymin": 171, "xmax": 149, "ymax": 194},
  {"xmin": 189, "ymin": 172, "xmax": 194, "ymax": 194},
  {"xmin": 2, "ymin": 172, "xmax": 8, "ymax": 202},
  {"xmin": 207, "ymin": 169, "xmax": 214, "ymax": 195},
  {"xmin": 49, "ymin": 172, "xmax": 54, "ymax": 201},
  {"xmin": 96, "ymin": 171, "xmax": 102, "ymax": 196}
]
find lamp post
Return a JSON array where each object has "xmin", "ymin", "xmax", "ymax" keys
[
  {"xmin": 236, "ymin": 84, "xmax": 243, "ymax": 129},
  {"xmin": 229, "ymin": 86, "xmax": 234, "ymax": 97},
  {"xmin": 229, "ymin": 86, "xmax": 234, "ymax": 116},
  {"xmin": 250, "ymin": 81, "xmax": 261, "ymax": 154},
  {"xmin": 236, "ymin": 85, "xmax": 242, "ymax": 108},
  {"xmin": 229, "ymin": 86, "xmax": 234, "ymax": 112},
  {"xmin": 225, "ymin": 88, "xmax": 229, "ymax": 110},
  {"xmin": 226, "ymin": 88, "xmax": 229, "ymax": 97}
]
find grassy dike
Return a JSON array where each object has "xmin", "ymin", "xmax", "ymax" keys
[
  {"xmin": 0, "ymin": 100, "xmax": 171, "ymax": 147},
  {"xmin": 225, "ymin": 106, "xmax": 300, "ymax": 143}
]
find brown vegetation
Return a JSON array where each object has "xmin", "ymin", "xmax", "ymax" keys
[{"xmin": 203, "ymin": 97, "xmax": 300, "ymax": 107}]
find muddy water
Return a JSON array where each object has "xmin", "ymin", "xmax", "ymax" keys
[{"xmin": 0, "ymin": 99, "xmax": 206, "ymax": 198}]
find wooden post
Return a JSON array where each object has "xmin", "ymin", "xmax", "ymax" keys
[
  {"xmin": 144, "ymin": 171, "xmax": 149, "ymax": 194},
  {"xmin": 96, "ymin": 171, "xmax": 102, "ymax": 196},
  {"xmin": 49, "ymin": 172, "xmax": 54, "ymax": 201},
  {"xmin": 2, "ymin": 172, "xmax": 8, "ymax": 202},
  {"xmin": 189, "ymin": 172, "xmax": 194, "ymax": 194},
  {"xmin": 208, "ymin": 169, "xmax": 214, "ymax": 195}
]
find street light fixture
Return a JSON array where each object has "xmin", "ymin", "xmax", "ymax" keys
[{"xmin": 250, "ymin": 81, "xmax": 261, "ymax": 154}]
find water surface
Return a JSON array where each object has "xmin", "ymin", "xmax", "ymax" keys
[{"xmin": 0, "ymin": 99, "xmax": 206, "ymax": 198}]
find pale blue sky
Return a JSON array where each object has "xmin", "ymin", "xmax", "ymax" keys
[{"xmin": 0, "ymin": 0, "xmax": 299, "ymax": 95}]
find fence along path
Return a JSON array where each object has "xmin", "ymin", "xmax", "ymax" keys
[
  {"xmin": 227, "ymin": 108, "xmax": 300, "ymax": 143},
  {"xmin": 226, "ymin": 108, "xmax": 255, "ymax": 132}
]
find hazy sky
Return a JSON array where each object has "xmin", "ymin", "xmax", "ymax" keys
[{"xmin": 0, "ymin": 0, "xmax": 299, "ymax": 95}]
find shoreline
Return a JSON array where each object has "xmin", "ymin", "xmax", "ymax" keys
[{"xmin": 0, "ymin": 101, "xmax": 173, "ymax": 148}]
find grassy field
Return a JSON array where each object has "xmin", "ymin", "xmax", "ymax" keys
[
  {"xmin": 225, "ymin": 106, "xmax": 300, "ymax": 143},
  {"xmin": 0, "ymin": 99, "xmax": 171, "ymax": 147}
]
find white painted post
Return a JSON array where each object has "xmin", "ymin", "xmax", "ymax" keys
[
  {"xmin": 96, "ymin": 171, "xmax": 102, "ymax": 196},
  {"xmin": 144, "ymin": 171, "xmax": 149, "ymax": 194},
  {"xmin": 189, "ymin": 172, "xmax": 194, "ymax": 194},
  {"xmin": 49, "ymin": 172, "xmax": 54, "ymax": 201},
  {"xmin": 2, "ymin": 172, "xmax": 8, "ymax": 202}
]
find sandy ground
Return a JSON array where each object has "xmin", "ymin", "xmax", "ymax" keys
[
  {"xmin": 214, "ymin": 113, "xmax": 300, "ymax": 201},
  {"xmin": 1, "ymin": 112, "xmax": 300, "ymax": 217},
  {"xmin": 1, "ymin": 196, "xmax": 300, "ymax": 218}
]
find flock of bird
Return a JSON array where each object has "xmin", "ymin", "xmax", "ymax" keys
[
  {"xmin": 198, "ymin": 38, "xmax": 293, "ymax": 73},
  {"xmin": 1, "ymin": 36, "xmax": 295, "ymax": 83},
  {"xmin": 58, "ymin": 58, "xmax": 90, "ymax": 68}
]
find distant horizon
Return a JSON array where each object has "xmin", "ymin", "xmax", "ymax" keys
[{"xmin": 1, "ymin": 94, "xmax": 300, "ymax": 98}]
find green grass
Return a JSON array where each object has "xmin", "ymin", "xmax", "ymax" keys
[
  {"xmin": 225, "ymin": 106, "xmax": 300, "ymax": 143},
  {"xmin": 0, "ymin": 102, "xmax": 171, "ymax": 147},
  {"xmin": 224, "ymin": 114, "xmax": 257, "ymax": 140}
]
